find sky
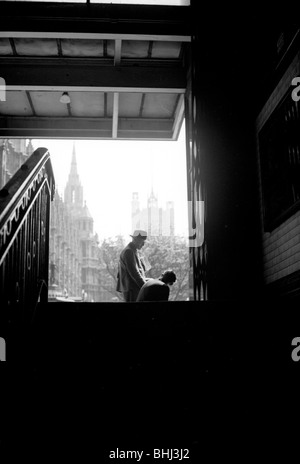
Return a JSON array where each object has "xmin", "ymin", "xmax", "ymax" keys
[{"xmin": 34, "ymin": 124, "xmax": 189, "ymax": 241}]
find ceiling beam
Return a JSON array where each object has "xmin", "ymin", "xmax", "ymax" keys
[
  {"xmin": 172, "ymin": 94, "xmax": 185, "ymax": 140},
  {"xmin": 118, "ymin": 118, "xmax": 174, "ymax": 131},
  {"xmin": 0, "ymin": 116, "xmax": 174, "ymax": 131},
  {"xmin": 0, "ymin": 116, "xmax": 175, "ymax": 140},
  {"xmin": 117, "ymin": 131, "xmax": 173, "ymax": 140},
  {"xmin": 0, "ymin": 60, "xmax": 186, "ymax": 92},
  {"xmin": 112, "ymin": 92, "xmax": 119, "ymax": 139},
  {"xmin": 0, "ymin": 3, "xmax": 191, "ymax": 40},
  {"xmin": 0, "ymin": 32, "xmax": 191, "ymax": 43},
  {"xmin": 25, "ymin": 91, "xmax": 36, "ymax": 116},
  {"xmin": 114, "ymin": 40, "xmax": 122, "ymax": 66},
  {"xmin": 0, "ymin": 131, "xmax": 174, "ymax": 140},
  {"xmin": 8, "ymin": 38, "xmax": 17, "ymax": 56},
  {"xmin": 5, "ymin": 86, "xmax": 185, "ymax": 94},
  {"xmin": 0, "ymin": 56, "xmax": 184, "ymax": 67},
  {"xmin": 56, "ymin": 38, "xmax": 63, "ymax": 57}
]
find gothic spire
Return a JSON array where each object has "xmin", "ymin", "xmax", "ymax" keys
[
  {"xmin": 64, "ymin": 142, "xmax": 83, "ymax": 208},
  {"xmin": 70, "ymin": 142, "xmax": 78, "ymax": 177}
]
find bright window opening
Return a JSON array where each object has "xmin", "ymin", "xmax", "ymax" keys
[{"xmin": 23, "ymin": 124, "xmax": 190, "ymax": 302}]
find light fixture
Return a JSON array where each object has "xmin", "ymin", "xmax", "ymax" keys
[{"xmin": 60, "ymin": 92, "xmax": 71, "ymax": 104}]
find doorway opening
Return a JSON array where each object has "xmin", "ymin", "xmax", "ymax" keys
[{"xmin": 27, "ymin": 123, "xmax": 190, "ymax": 302}]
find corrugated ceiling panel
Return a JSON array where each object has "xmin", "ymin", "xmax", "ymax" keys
[
  {"xmin": 142, "ymin": 93, "xmax": 177, "ymax": 117},
  {"xmin": 14, "ymin": 38, "xmax": 58, "ymax": 56},
  {"xmin": 69, "ymin": 92, "xmax": 105, "ymax": 117},
  {"xmin": 30, "ymin": 91, "xmax": 69, "ymax": 116},
  {"xmin": 119, "ymin": 93, "xmax": 143, "ymax": 117},
  {"xmin": 106, "ymin": 41, "xmax": 115, "ymax": 58},
  {"xmin": 106, "ymin": 93, "xmax": 114, "ymax": 117},
  {"xmin": 0, "ymin": 91, "xmax": 33, "ymax": 116},
  {"xmin": 121, "ymin": 41, "xmax": 149, "ymax": 58},
  {"xmin": 0, "ymin": 38, "xmax": 13, "ymax": 56},
  {"xmin": 61, "ymin": 39, "xmax": 104, "ymax": 57},
  {"xmin": 152, "ymin": 41, "xmax": 181, "ymax": 58}
]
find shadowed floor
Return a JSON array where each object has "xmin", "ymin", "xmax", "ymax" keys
[{"xmin": 2, "ymin": 299, "xmax": 299, "ymax": 460}]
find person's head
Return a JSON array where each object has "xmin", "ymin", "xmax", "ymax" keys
[
  {"xmin": 130, "ymin": 229, "xmax": 147, "ymax": 250},
  {"xmin": 160, "ymin": 270, "xmax": 176, "ymax": 286}
]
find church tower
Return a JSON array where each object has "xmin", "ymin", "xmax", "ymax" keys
[
  {"xmin": 49, "ymin": 142, "xmax": 101, "ymax": 302},
  {"xmin": 64, "ymin": 143, "xmax": 84, "ymax": 213}
]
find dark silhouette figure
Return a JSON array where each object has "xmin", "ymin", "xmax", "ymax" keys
[
  {"xmin": 136, "ymin": 270, "xmax": 176, "ymax": 302},
  {"xmin": 116, "ymin": 229, "xmax": 148, "ymax": 302}
]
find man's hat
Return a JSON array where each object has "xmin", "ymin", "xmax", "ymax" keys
[{"xmin": 130, "ymin": 229, "xmax": 147, "ymax": 239}]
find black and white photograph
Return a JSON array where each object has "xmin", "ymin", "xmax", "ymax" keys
[{"xmin": 0, "ymin": 0, "xmax": 299, "ymax": 460}]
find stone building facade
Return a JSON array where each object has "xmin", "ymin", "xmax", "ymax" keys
[
  {"xmin": 0, "ymin": 139, "xmax": 34, "ymax": 189},
  {"xmin": 48, "ymin": 144, "xmax": 101, "ymax": 302}
]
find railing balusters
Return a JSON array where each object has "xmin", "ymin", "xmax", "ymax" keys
[{"xmin": 0, "ymin": 148, "xmax": 55, "ymax": 326}]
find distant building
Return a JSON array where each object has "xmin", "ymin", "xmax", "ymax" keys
[
  {"xmin": 49, "ymin": 143, "xmax": 102, "ymax": 302},
  {"xmin": 49, "ymin": 191, "xmax": 82, "ymax": 300},
  {"xmin": 132, "ymin": 190, "xmax": 174, "ymax": 238},
  {"xmin": 0, "ymin": 139, "xmax": 34, "ymax": 189}
]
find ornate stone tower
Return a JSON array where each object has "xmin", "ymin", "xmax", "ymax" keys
[
  {"xmin": 64, "ymin": 142, "xmax": 84, "ymax": 214},
  {"xmin": 49, "ymin": 143, "xmax": 101, "ymax": 301}
]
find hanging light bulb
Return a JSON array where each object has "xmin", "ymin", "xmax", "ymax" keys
[{"xmin": 59, "ymin": 92, "xmax": 71, "ymax": 104}]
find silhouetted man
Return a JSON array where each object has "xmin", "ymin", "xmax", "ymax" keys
[
  {"xmin": 116, "ymin": 229, "xmax": 148, "ymax": 302},
  {"xmin": 136, "ymin": 270, "xmax": 176, "ymax": 302}
]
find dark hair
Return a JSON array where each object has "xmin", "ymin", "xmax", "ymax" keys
[{"xmin": 161, "ymin": 270, "xmax": 176, "ymax": 284}]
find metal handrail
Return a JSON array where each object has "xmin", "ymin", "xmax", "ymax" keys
[
  {"xmin": 0, "ymin": 147, "xmax": 55, "ymax": 325},
  {"xmin": 0, "ymin": 148, "xmax": 54, "ymax": 233}
]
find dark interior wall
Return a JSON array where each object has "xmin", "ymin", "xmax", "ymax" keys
[
  {"xmin": 190, "ymin": 13, "xmax": 286, "ymax": 300},
  {"xmin": 196, "ymin": 81, "xmax": 264, "ymax": 300}
]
